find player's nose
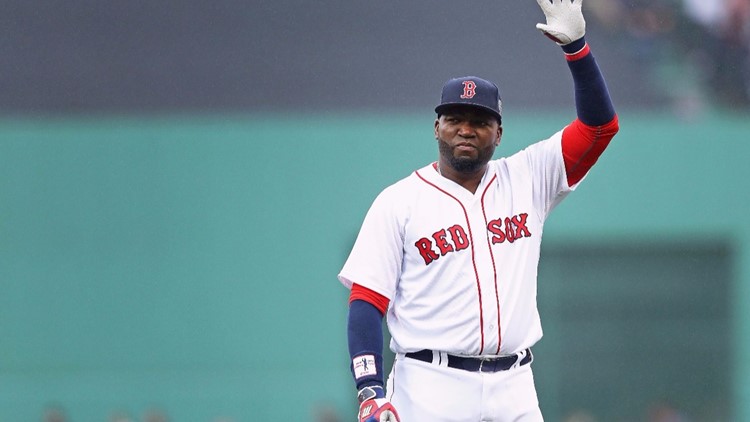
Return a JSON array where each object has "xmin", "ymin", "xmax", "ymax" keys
[{"xmin": 457, "ymin": 123, "xmax": 476, "ymax": 137}]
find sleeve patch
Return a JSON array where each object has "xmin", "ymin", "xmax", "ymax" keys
[{"xmin": 352, "ymin": 354, "xmax": 378, "ymax": 379}]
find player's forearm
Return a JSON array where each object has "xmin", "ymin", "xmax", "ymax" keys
[
  {"xmin": 562, "ymin": 37, "xmax": 616, "ymax": 127},
  {"xmin": 348, "ymin": 299, "xmax": 386, "ymax": 389}
]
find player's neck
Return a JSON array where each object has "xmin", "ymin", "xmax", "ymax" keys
[{"xmin": 437, "ymin": 161, "xmax": 487, "ymax": 194}]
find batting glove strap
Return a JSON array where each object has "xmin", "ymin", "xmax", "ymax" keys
[
  {"xmin": 357, "ymin": 385, "xmax": 385, "ymax": 403},
  {"xmin": 535, "ymin": 0, "xmax": 585, "ymax": 45},
  {"xmin": 358, "ymin": 398, "xmax": 401, "ymax": 422}
]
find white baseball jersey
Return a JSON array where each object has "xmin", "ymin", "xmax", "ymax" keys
[{"xmin": 339, "ymin": 129, "xmax": 578, "ymax": 357}]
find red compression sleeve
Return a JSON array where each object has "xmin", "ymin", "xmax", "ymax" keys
[
  {"xmin": 349, "ymin": 284, "xmax": 390, "ymax": 315},
  {"xmin": 562, "ymin": 115, "xmax": 620, "ymax": 187}
]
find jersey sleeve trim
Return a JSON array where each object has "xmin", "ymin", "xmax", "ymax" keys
[
  {"xmin": 562, "ymin": 115, "xmax": 620, "ymax": 187},
  {"xmin": 350, "ymin": 283, "xmax": 390, "ymax": 315}
]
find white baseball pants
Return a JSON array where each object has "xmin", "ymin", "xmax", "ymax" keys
[{"xmin": 386, "ymin": 352, "xmax": 544, "ymax": 421}]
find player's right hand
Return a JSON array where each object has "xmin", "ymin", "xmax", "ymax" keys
[
  {"xmin": 358, "ymin": 398, "xmax": 400, "ymax": 422},
  {"xmin": 357, "ymin": 386, "xmax": 400, "ymax": 422},
  {"xmin": 535, "ymin": 0, "xmax": 586, "ymax": 45}
]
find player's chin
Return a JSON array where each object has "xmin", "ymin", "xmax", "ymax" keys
[
  {"xmin": 452, "ymin": 151, "xmax": 479, "ymax": 164},
  {"xmin": 451, "ymin": 156, "xmax": 483, "ymax": 173}
]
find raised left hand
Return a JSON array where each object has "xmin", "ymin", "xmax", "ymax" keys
[{"xmin": 535, "ymin": 0, "xmax": 586, "ymax": 45}]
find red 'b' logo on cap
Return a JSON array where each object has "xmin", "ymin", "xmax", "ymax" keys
[{"xmin": 460, "ymin": 81, "xmax": 477, "ymax": 99}]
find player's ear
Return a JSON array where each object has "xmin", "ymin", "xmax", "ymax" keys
[
  {"xmin": 434, "ymin": 118, "xmax": 440, "ymax": 138},
  {"xmin": 495, "ymin": 126, "xmax": 503, "ymax": 145}
]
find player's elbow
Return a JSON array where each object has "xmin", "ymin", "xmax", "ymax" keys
[{"xmin": 601, "ymin": 114, "xmax": 619, "ymax": 138}]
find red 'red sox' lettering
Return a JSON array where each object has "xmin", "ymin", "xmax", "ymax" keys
[
  {"xmin": 415, "ymin": 215, "xmax": 530, "ymax": 265},
  {"xmin": 433, "ymin": 228, "xmax": 454, "ymax": 255},
  {"xmin": 447, "ymin": 224, "xmax": 469, "ymax": 250},
  {"xmin": 415, "ymin": 224, "xmax": 469, "ymax": 265},
  {"xmin": 487, "ymin": 213, "xmax": 531, "ymax": 244}
]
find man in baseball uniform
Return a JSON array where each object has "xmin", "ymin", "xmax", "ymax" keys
[{"xmin": 339, "ymin": 1, "xmax": 619, "ymax": 420}]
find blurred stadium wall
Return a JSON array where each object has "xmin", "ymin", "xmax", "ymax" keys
[
  {"xmin": 2, "ymin": 1, "xmax": 749, "ymax": 421},
  {"xmin": 2, "ymin": 111, "xmax": 748, "ymax": 421}
]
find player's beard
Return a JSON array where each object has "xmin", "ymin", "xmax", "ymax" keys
[{"xmin": 438, "ymin": 138, "xmax": 496, "ymax": 174}]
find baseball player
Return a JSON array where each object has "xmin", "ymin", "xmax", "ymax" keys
[{"xmin": 339, "ymin": 1, "xmax": 619, "ymax": 421}]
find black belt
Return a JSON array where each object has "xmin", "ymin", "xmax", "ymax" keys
[{"xmin": 405, "ymin": 348, "xmax": 532, "ymax": 373}]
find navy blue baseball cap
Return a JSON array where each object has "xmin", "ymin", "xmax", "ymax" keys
[{"xmin": 435, "ymin": 76, "xmax": 503, "ymax": 124}]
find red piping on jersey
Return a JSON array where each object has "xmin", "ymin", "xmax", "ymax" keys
[
  {"xmin": 479, "ymin": 175, "xmax": 503, "ymax": 354},
  {"xmin": 416, "ymin": 168, "xmax": 485, "ymax": 354}
]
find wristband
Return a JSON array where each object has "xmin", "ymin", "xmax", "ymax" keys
[
  {"xmin": 357, "ymin": 385, "xmax": 385, "ymax": 403},
  {"xmin": 564, "ymin": 43, "xmax": 590, "ymax": 62}
]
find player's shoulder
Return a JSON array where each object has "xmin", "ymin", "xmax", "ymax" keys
[
  {"xmin": 494, "ymin": 129, "xmax": 565, "ymax": 165},
  {"xmin": 387, "ymin": 163, "xmax": 434, "ymax": 187},
  {"xmin": 371, "ymin": 164, "xmax": 434, "ymax": 202},
  {"xmin": 370, "ymin": 165, "xmax": 423, "ymax": 199}
]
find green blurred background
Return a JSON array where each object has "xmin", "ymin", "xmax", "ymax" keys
[
  {"xmin": 2, "ymin": 0, "xmax": 750, "ymax": 421},
  {"xmin": 2, "ymin": 111, "xmax": 748, "ymax": 421}
]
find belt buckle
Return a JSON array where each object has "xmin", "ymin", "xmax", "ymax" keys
[{"xmin": 478, "ymin": 356, "xmax": 499, "ymax": 372}]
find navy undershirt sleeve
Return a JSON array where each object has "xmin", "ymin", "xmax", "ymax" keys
[
  {"xmin": 347, "ymin": 299, "xmax": 385, "ymax": 389},
  {"xmin": 561, "ymin": 37, "xmax": 615, "ymax": 126}
]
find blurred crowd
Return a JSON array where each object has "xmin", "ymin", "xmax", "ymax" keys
[
  {"xmin": 41, "ymin": 405, "xmax": 236, "ymax": 422},
  {"xmin": 43, "ymin": 406, "xmax": 172, "ymax": 422},
  {"xmin": 42, "ymin": 401, "xmax": 720, "ymax": 422},
  {"xmin": 589, "ymin": 0, "xmax": 750, "ymax": 111},
  {"xmin": 563, "ymin": 402, "xmax": 692, "ymax": 422},
  {"xmin": 41, "ymin": 403, "xmax": 344, "ymax": 422}
]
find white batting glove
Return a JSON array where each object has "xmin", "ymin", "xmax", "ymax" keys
[{"xmin": 535, "ymin": 0, "xmax": 586, "ymax": 45}]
